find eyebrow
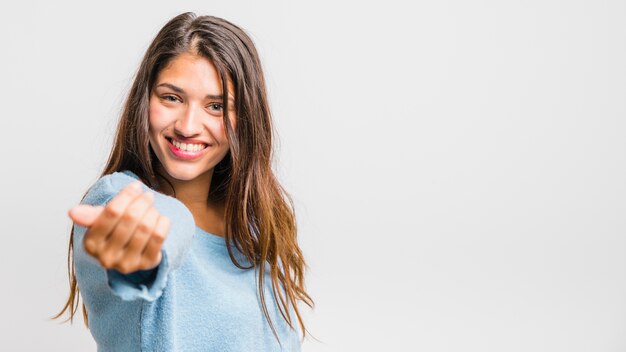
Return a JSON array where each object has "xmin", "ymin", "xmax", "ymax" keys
[{"xmin": 156, "ymin": 83, "xmax": 235, "ymax": 102}]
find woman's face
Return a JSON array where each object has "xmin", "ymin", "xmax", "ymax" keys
[{"xmin": 148, "ymin": 51, "xmax": 236, "ymax": 184}]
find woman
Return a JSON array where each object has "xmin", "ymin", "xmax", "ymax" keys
[{"xmin": 52, "ymin": 12, "xmax": 314, "ymax": 351}]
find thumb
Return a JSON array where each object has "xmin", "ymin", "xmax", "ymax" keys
[{"xmin": 68, "ymin": 205, "xmax": 104, "ymax": 227}]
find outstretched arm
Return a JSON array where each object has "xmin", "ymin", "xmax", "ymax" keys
[
  {"xmin": 70, "ymin": 171, "xmax": 196, "ymax": 301},
  {"xmin": 69, "ymin": 181, "xmax": 169, "ymax": 274}
]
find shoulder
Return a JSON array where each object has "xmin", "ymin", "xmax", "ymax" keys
[
  {"xmin": 81, "ymin": 170, "xmax": 141, "ymax": 207},
  {"xmin": 81, "ymin": 170, "xmax": 195, "ymax": 228}
]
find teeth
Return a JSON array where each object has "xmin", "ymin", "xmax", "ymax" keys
[{"xmin": 171, "ymin": 139, "xmax": 207, "ymax": 152}]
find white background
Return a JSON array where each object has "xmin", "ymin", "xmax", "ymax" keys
[{"xmin": 1, "ymin": 0, "xmax": 624, "ymax": 351}]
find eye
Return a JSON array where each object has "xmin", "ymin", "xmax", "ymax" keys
[
  {"xmin": 161, "ymin": 95, "xmax": 180, "ymax": 103},
  {"xmin": 208, "ymin": 103, "xmax": 223, "ymax": 112}
]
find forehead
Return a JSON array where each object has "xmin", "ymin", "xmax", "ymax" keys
[{"xmin": 155, "ymin": 52, "xmax": 235, "ymax": 97}]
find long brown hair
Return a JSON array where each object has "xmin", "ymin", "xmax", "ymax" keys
[{"xmin": 51, "ymin": 12, "xmax": 315, "ymax": 346}]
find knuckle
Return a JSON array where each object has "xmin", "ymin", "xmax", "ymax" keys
[
  {"xmin": 114, "ymin": 264, "xmax": 127, "ymax": 274},
  {"xmin": 85, "ymin": 248, "xmax": 96, "ymax": 257},
  {"xmin": 121, "ymin": 209, "xmax": 138, "ymax": 222},
  {"xmin": 154, "ymin": 217, "xmax": 171, "ymax": 237},
  {"xmin": 151, "ymin": 232, "xmax": 166, "ymax": 244},
  {"xmin": 105, "ymin": 204, "xmax": 123, "ymax": 219},
  {"xmin": 147, "ymin": 207, "xmax": 160, "ymax": 221},
  {"xmin": 137, "ymin": 221, "xmax": 152, "ymax": 234},
  {"xmin": 142, "ymin": 192, "xmax": 154, "ymax": 203},
  {"xmin": 84, "ymin": 239, "xmax": 97, "ymax": 254},
  {"xmin": 125, "ymin": 184, "xmax": 141, "ymax": 194},
  {"xmin": 151, "ymin": 227, "xmax": 164, "ymax": 239},
  {"xmin": 99, "ymin": 258, "xmax": 112, "ymax": 268},
  {"xmin": 117, "ymin": 263, "xmax": 132, "ymax": 274},
  {"xmin": 138, "ymin": 257, "xmax": 148, "ymax": 269},
  {"xmin": 140, "ymin": 255, "xmax": 159, "ymax": 270},
  {"xmin": 99, "ymin": 254, "xmax": 116, "ymax": 268}
]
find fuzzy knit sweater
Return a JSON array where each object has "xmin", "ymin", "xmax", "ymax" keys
[{"xmin": 73, "ymin": 170, "xmax": 302, "ymax": 351}]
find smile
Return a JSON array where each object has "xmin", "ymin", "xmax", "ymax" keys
[
  {"xmin": 166, "ymin": 137, "xmax": 209, "ymax": 160},
  {"xmin": 171, "ymin": 138, "xmax": 207, "ymax": 151}
]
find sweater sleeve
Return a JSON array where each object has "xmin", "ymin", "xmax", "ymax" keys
[{"xmin": 72, "ymin": 170, "xmax": 196, "ymax": 301}]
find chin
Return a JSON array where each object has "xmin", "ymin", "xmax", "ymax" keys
[{"xmin": 162, "ymin": 163, "xmax": 213, "ymax": 181}]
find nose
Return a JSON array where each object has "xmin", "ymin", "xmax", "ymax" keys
[{"xmin": 174, "ymin": 104, "xmax": 202, "ymax": 137}]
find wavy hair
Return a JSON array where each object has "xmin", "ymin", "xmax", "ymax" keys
[{"xmin": 51, "ymin": 12, "xmax": 315, "ymax": 346}]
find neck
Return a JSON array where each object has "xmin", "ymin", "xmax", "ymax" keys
[
  {"xmin": 156, "ymin": 165, "xmax": 211, "ymax": 205},
  {"xmin": 155, "ymin": 164, "xmax": 226, "ymax": 236}
]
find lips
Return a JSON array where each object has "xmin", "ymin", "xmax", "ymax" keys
[
  {"xmin": 167, "ymin": 137, "xmax": 207, "ymax": 151},
  {"xmin": 167, "ymin": 136, "xmax": 210, "ymax": 146},
  {"xmin": 166, "ymin": 137, "xmax": 210, "ymax": 160}
]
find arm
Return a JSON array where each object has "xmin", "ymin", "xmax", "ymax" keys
[{"xmin": 72, "ymin": 170, "xmax": 196, "ymax": 301}]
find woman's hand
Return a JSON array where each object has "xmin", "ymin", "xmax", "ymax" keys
[{"xmin": 68, "ymin": 181, "xmax": 171, "ymax": 274}]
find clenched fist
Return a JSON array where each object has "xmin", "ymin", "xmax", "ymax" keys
[{"xmin": 68, "ymin": 181, "xmax": 171, "ymax": 274}]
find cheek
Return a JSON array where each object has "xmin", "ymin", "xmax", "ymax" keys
[
  {"xmin": 147, "ymin": 101, "xmax": 169, "ymax": 153},
  {"xmin": 148, "ymin": 101, "xmax": 168, "ymax": 132},
  {"xmin": 211, "ymin": 120, "xmax": 227, "ymax": 141}
]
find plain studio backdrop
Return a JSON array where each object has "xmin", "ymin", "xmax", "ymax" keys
[{"xmin": 0, "ymin": 0, "xmax": 624, "ymax": 351}]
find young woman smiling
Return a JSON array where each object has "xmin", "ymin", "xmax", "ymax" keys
[{"xmin": 52, "ymin": 12, "xmax": 314, "ymax": 351}]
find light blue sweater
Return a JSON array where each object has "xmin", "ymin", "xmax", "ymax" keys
[{"xmin": 73, "ymin": 170, "xmax": 302, "ymax": 351}]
